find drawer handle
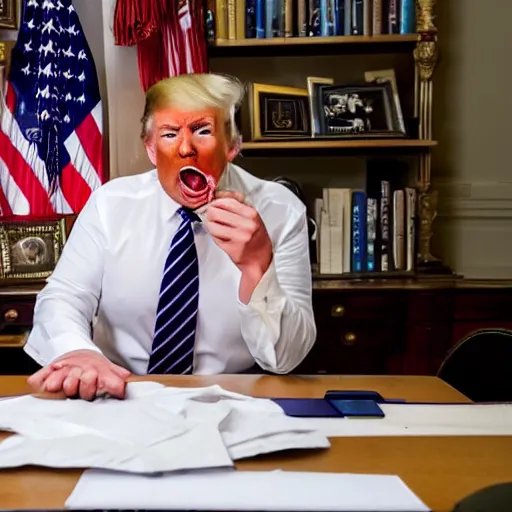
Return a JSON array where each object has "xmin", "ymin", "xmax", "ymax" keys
[
  {"xmin": 343, "ymin": 333, "xmax": 357, "ymax": 346},
  {"xmin": 4, "ymin": 309, "xmax": 19, "ymax": 322},
  {"xmin": 331, "ymin": 305, "xmax": 345, "ymax": 317},
  {"xmin": 0, "ymin": 332, "xmax": 27, "ymax": 347}
]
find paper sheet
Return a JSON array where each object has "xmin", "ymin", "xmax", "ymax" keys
[
  {"xmin": 0, "ymin": 382, "xmax": 329, "ymax": 473},
  {"xmin": 296, "ymin": 403, "xmax": 512, "ymax": 437},
  {"xmin": 65, "ymin": 468, "xmax": 430, "ymax": 511}
]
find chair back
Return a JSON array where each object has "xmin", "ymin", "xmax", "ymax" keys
[{"xmin": 437, "ymin": 328, "xmax": 512, "ymax": 402}]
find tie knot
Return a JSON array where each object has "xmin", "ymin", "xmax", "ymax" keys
[{"xmin": 178, "ymin": 207, "xmax": 201, "ymax": 224}]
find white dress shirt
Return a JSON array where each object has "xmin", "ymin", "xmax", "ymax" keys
[{"xmin": 24, "ymin": 163, "xmax": 317, "ymax": 375}]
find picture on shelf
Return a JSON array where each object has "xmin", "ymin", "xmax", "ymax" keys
[
  {"xmin": 312, "ymin": 82, "xmax": 406, "ymax": 138},
  {"xmin": 0, "ymin": 0, "xmax": 19, "ymax": 29},
  {"xmin": 307, "ymin": 76, "xmax": 334, "ymax": 137},
  {"xmin": 0, "ymin": 218, "xmax": 66, "ymax": 282},
  {"xmin": 364, "ymin": 68, "xmax": 406, "ymax": 134},
  {"xmin": 249, "ymin": 83, "xmax": 311, "ymax": 140}
]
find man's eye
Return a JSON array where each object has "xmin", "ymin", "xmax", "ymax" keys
[
  {"xmin": 198, "ymin": 128, "xmax": 212, "ymax": 135},
  {"xmin": 162, "ymin": 132, "xmax": 177, "ymax": 138}
]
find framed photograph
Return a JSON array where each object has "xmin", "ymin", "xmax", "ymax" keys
[
  {"xmin": 0, "ymin": 218, "xmax": 67, "ymax": 283},
  {"xmin": 307, "ymin": 76, "xmax": 334, "ymax": 137},
  {"xmin": 0, "ymin": 0, "xmax": 19, "ymax": 29},
  {"xmin": 249, "ymin": 83, "xmax": 310, "ymax": 140},
  {"xmin": 313, "ymin": 82, "xmax": 407, "ymax": 138},
  {"xmin": 364, "ymin": 68, "xmax": 406, "ymax": 134}
]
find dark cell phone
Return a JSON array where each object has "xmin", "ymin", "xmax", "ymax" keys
[
  {"xmin": 324, "ymin": 390, "xmax": 385, "ymax": 403},
  {"xmin": 328, "ymin": 399, "xmax": 385, "ymax": 418},
  {"xmin": 272, "ymin": 398, "xmax": 341, "ymax": 417}
]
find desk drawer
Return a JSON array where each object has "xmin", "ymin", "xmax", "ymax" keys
[
  {"xmin": 0, "ymin": 300, "xmax": 36, "ymax": 328},
  {"xmin": 313, "ymin": 291, "xmax": 405, "ymax": 322},
  {"xmin": 455, "ymin": 292, "xmax": 512, "ymax": 321},
  {"xmin": 300, "ymin": 320, "xmax": 405, "ymax": 374}
]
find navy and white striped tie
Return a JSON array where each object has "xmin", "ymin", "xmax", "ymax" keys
[{"xmin": 147, "ymin": 207, "xmax": 200, "ymax": 374}]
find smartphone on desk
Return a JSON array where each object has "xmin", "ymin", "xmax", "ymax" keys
[
  {"xmin": 324, "ymin": 390, "xmax": 385, "ymax": 403},
  {"xmin": 328, "ymin": 399, "xmax": 385, "ymax": 418}
]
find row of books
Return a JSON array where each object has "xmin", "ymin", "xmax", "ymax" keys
[
  {"xmin": 207, "ymin": 0, "xmax": 416, "ymax": 42},
  {"xmin": 315, "ymin": 184, "xmax": 417, "ymax": 275}
]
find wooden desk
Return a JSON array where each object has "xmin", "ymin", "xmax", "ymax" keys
[{"xmin": 1, "ymin": 374, "xmax": 512, "ymax": 511}]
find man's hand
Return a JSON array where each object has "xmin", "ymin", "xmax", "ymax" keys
[
  {"xmin": 27, "ymin": 349, "xmax": 131, "ymax": 401},
  {"xmin": 205, "ymin": 191, "xmax": 273, "ymax": 304}
]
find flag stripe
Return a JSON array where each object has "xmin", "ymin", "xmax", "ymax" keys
[
  {"xmin": 0, "ymin": 129, "xmax": 54, "ymax": 216},
  {"xmin": 60, "ymin": 161, "xmax": 93, "ymax": 213},
  {"xmin": 90, "ymin": 101, "xmax": 102, "ymax": 134},
  {"xmin": 5, "ymin": 83, "xmax": 15, "ymax": 113},
  {"xmin": 64, "ymin": 129, "xmax": 102, "ymax": 190},
  {"xmin": 0, "ymin": 157, "xmax": 22, "ymax": 216},
  {"xmin": 75, "ymin": 111, "xmax": 103, "ymax": 180}
]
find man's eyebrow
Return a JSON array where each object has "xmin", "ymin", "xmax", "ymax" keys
[
  {"xmin": 158, "ymin": 123, "xmax": 180, "ymax": 131},
  {"xmin": 189, "ymin": 118, "xmax": 213, "ymax": 129}
]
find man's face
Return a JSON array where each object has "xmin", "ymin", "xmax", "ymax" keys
[{"xmin": 144, "ymin": 106, "xmax": 238, "ymax": 209}]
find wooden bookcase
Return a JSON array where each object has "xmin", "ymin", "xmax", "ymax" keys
[{"xmin": 207, "ymin": 0, "xmax": 446, "ymax": 281}]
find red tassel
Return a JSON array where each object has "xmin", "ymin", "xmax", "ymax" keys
[
  {"xmin": 113, "ymin": 0, "xmax": 160, "ymax": 46},
  {"xmin": 114, "ymin": 0, "xmax": 209, "ymax": 91}
]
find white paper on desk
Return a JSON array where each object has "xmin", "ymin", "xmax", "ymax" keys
[
  {"xmin": 0, "ymin": 382, "xmax": 329, "ymax": 473},
  {"xmin": 294, "ymin": 403, "xmax": 512, "ymax": 438},
  {"xmin": 65, "ymin": 468, "xmax": 430, "ymax": 511}
]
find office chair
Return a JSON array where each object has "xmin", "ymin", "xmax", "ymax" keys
[
  {"xmin": 437, "ymin": 328, "xmax": 512, "ymax": 402},
  {"xmin": 453, "ymin": 482, "xmax": 512, "ymax": 512}
]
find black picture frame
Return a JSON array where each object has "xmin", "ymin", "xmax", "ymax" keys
[{"xmin": 313, "ymin": 82, "xmax": 407, "ymax": 138}]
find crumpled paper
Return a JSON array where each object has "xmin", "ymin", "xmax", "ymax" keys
[{"xmin": 0, "ymin": 382, "xmax": 329, "ymax": 473}]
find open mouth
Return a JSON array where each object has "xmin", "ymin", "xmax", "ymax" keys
[{"xmin": 179, "ymin": 166, "xmax": 216, "ymax": 203}]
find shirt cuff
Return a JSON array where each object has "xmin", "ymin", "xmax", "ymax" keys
[
  {"xmin": 238, "ymin": 259, "xmax": 284, "ymax": 312},
  {"xmin": 24, "ymin": 332, "xmax": 102, "ymax": 366}
]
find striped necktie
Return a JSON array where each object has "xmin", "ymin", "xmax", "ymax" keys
[{"xmin": 147, "ymin": 207, "xmax": 200, "ymax": 375}]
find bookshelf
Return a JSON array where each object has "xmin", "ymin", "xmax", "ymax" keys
[
  {"xmin": 241, "ymin": 139, "xmax": 437, "ymax": 151},
  {"xmin": 206, "ymin": 0, "xmax": 448, "ymax": 281},
  {"xmin": 213, "ymin": 34, "xmax": 418, "ymax": 47}
]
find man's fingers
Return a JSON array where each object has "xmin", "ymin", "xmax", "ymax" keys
[
  {"xmin": 44, "ymin": 367, "xmax": 73, "ymax": 392},
  {"xmin": 62, "ymin": 367, "xmax": 83, "ymax": 397},
  {"xmin": 215, "ymin": 190, "xmax": 246, "ymax": 203},
  {"xmin": 210, "ymin": 197, "xmax": 254, "ymax": 217},
  {"xmin": 206, "ymin": 204, "xmax": 255, "ymax": 231},
  {"xmin": 98, "ymin": 371, "xmax": 127, "ymax": 399},
  {"xmin": 27, "ymin": 365, "xmax": 55, "ymax": 392},
  {"xmin": 204, "ymin": 220, "xmax": 236, "ymax": 242},
  {"xmin": 78, "ymin": 369, "xmax": 99, "ymax": 401},
  {"xmin": 110, "ymin": 363, "xmax": 132, "ymax": 380}
]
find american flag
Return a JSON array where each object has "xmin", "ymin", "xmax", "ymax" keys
[{"xmin": 0, "ymin": 0, "xmax": 104, "ymax": 217}]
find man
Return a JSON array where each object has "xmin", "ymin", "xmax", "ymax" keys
[{"xmin": 26, "ymin": 73, "xmax": 316, "ymax": 400}]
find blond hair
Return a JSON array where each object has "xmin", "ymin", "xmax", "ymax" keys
[{"xmin": 141, "ymin": 73, "xmax": 245, "ymax": 148}]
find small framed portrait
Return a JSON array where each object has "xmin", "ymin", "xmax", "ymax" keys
[
  {"xmin": 0, "ymin": 0, "xmax": 19, "ymax": 29},
  {"xmin": 314, "ymin": 82, "xmax": 407, "ymax": 138},
  {"xmin": 364, "ymin": 68, "xmax": 406, "ymax": 134},
  {"xmin": 307, "ymin": 76, "xmax": 334, "ymax": 137},
  {"xmin": 0, "ymin": 218, "xmax": 67, "ymax": 283},
  {"xmin": 249, "ymin": 83, "xmax": 310, "ymax": 140}
]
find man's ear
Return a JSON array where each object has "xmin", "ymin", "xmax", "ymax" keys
[
  {"xmin": 144, "ymin": 139, "xmax": 157, "ymax": 166},
  {"xmin": 226, "ymin": 136, "xmax": 241, "ymax": 162}
]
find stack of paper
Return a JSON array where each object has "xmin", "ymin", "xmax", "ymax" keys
[
  {"xmin": 65, "ymin": 468, "xmax": 430, "ymax": 511},
  {"xmin": 0, "ymin": 382, "xmax": 329, "ymax": 473}
]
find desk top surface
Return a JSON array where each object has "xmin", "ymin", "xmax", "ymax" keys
[{"xmin": 1, "ymin": 374, "xmax": 511, "ymax": 511}]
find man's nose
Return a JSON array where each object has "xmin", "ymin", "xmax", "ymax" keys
[{"xmin": 178, "ymin": 133, "xmax": 196, "ymax": 158}]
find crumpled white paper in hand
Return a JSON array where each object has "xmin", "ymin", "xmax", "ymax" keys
[{"xmin": 0, "ymin": 382, "xmax": 329, "ymax": 473}]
